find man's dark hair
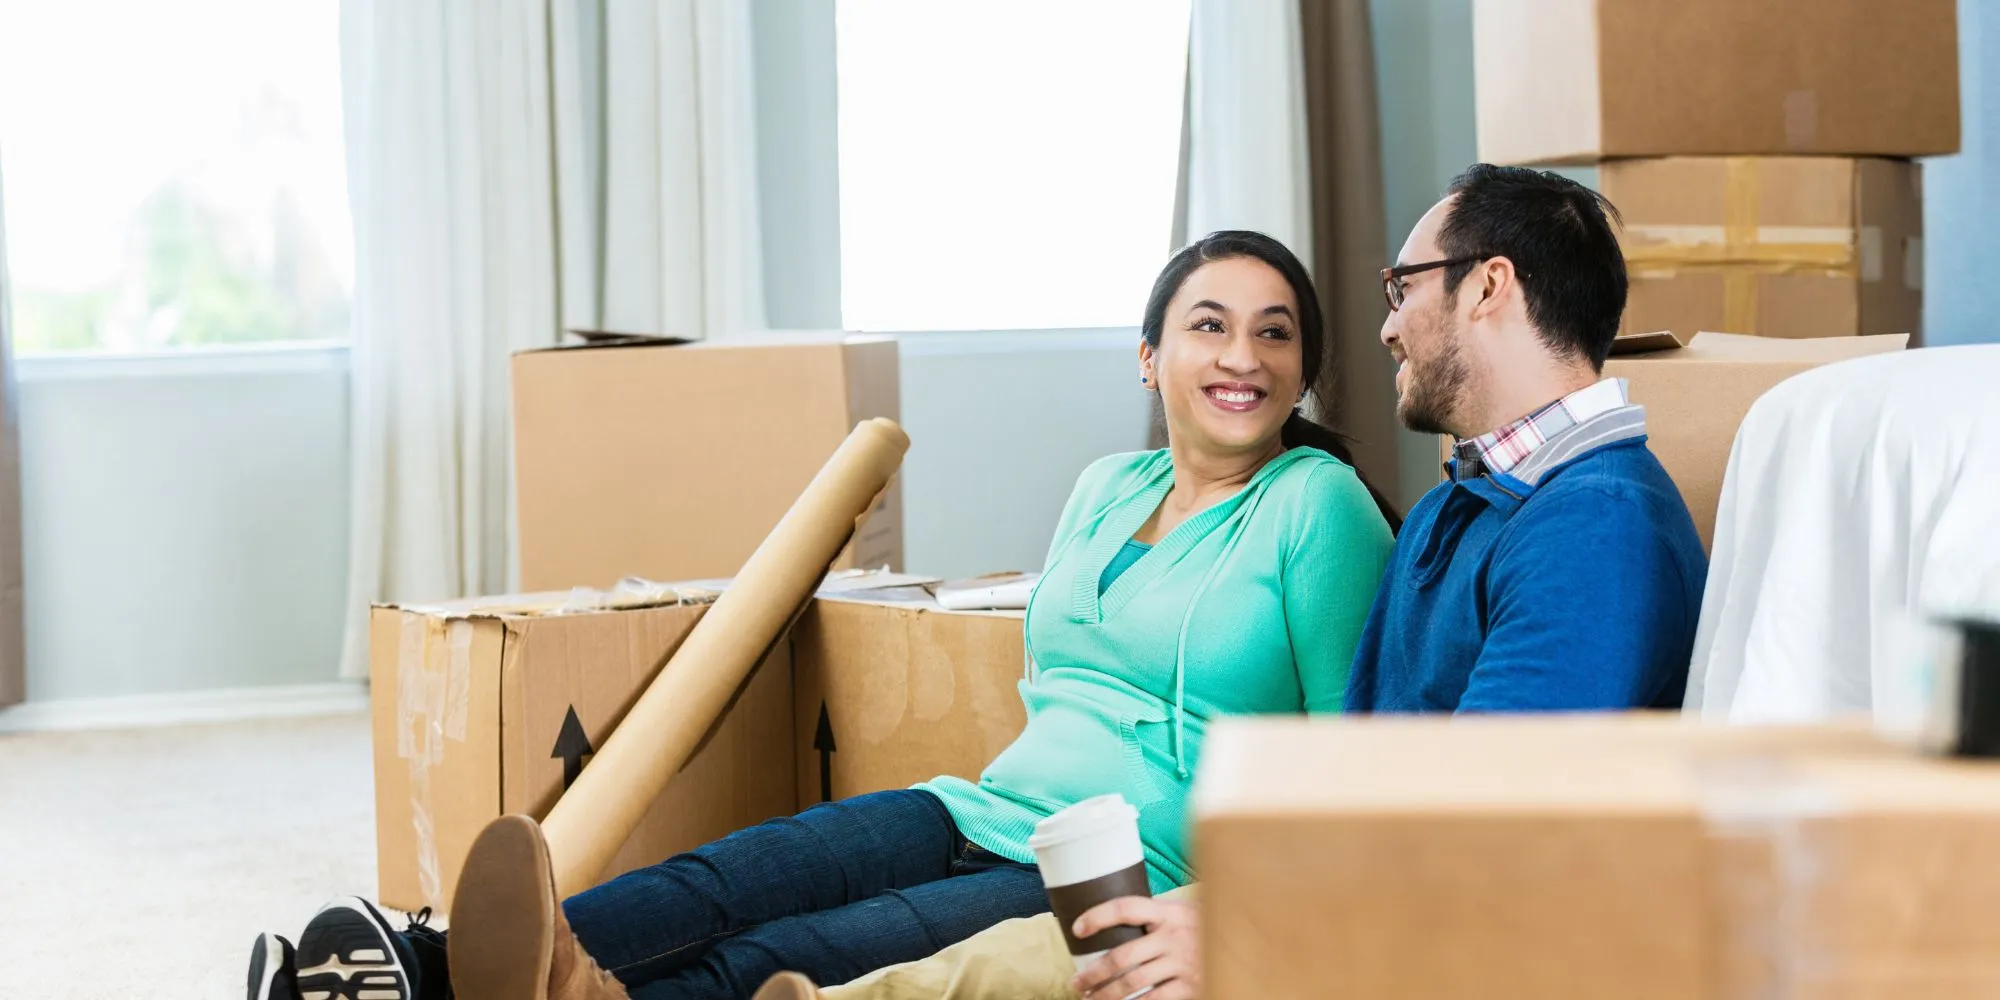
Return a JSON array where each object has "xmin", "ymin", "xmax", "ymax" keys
[{"xmin": 1438, "ymin": 164, "xmax": 1627, "ymax": 369}]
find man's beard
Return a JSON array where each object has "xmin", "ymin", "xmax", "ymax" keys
[{"xmin": 1396, "ymin": 313, "xmax": 1471, "ymax": 436}]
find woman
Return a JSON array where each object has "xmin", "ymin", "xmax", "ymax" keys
[{"xmin": 248, "ymin": 231, "xmax": 1397, "ymax": 1000}]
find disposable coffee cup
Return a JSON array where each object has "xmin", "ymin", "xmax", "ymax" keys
[{"xmin": 1028, "ymin": 794, "xmax": 1152, "ymax": 973}]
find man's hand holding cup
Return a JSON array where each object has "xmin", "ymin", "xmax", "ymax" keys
[
  {"xmin": 1070, "ymin": 894, "xmax": 1201, "ymax": 999},
  {"xmin": 1028, "ymin": 795, "xmax": 1201, "ymax": 1000}
]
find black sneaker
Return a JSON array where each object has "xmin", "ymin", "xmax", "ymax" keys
[
  {"xmin": 294, "ymin": 897, "xmax": 414, "ymax": 1000},
  {"xmin": 400, "ymin": 907, "xmax": 452, "ymax": 1000},
  {"xmin": 247, "ymin": 932, "xmax": 300, "ymax": 1000}
]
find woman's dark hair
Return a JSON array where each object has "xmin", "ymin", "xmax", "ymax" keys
[{"xmin": 1141, "ymin": 230, "xmax": 1403, "ymax": 531}]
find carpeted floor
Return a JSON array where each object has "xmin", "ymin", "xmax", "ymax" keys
[{"xmin": 0, "ymin": 712, "xmax": 382, "ymax": 999}]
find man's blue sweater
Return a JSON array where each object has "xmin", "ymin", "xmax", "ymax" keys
[{"xmin": 1345, "ymin": 435, "xmax": 1706, "ymax": 712}]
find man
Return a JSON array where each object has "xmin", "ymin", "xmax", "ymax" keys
[
  {"xmin": 1345, "ymin": 161, "xmax": 1703, "ymax": 714},
  {"xmin": 759, "ymin": 165, "xmax": 1707, "ymax": 1000}
]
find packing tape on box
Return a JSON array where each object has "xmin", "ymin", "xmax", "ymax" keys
[
  {"xmin": 555, "ymin": 577, "xmax": 723, "ymax": 616},
  {"xmin": 1622, "ymin": 158, "xmax": 1860, "ymax": 334},
  {"xmin": 1784, "ymin": 90, "xmax": 1819, "ymax": 152},
  {"xmin": 1621, "ymin": 231, "xmax": 1857, "ymax": 270},
  {"xmin": 1692, "ymin": 752, "xmax": 2000, "ymax": 995},
  {"xmin": 396, "ymin": 615, "xmax": 475, "ymax": 911},
  {"xmin": 444, "ymin": 619, "xmax": 472, "ymax": 741},
  {"xmin": 1698, "ymin": 754, "xmax": 1842, "ymax": 997},
  {"xmin": 1700, "ymin": 743, "xmax": 2000, "ymax": 995}
]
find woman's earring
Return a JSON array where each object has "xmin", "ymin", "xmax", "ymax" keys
[{"xmin": 1140, "ymin": 375, "xmax": 1150, "ymax": 386}]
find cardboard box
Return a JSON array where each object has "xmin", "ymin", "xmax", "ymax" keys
[
  {"xmin": 370, "ymin": 587, "xmax": 797, "ymax": 913},
  {"xmin": 791, "ymin": 577, "xmax": 1027, "ymax": 807},
  {"xmin": 1475, "ymin": 0, "xmax": 1959, "ymax": 165},
  {"xmin": 1604, "ymin": 157, "xmax": 1923, "ymax": 340},
  {"xmin": 512, "ymin": 331, "xmax": 902, "ymax": 591},
  {"xmin": 1198, "ymin": 715, "xmax": 2000, "ymax": 999},
  {"xmin": 1439, "ymin": 332, "xmax": 1907, "ymax": 550},
  {"xmin": 1606, "ymin": 332, "xmax": 1906, "ymax": 549}
]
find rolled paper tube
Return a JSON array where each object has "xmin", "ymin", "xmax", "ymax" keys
[{"xmin": 540, "ymin": 418, "xmax": 911, "ymax": 898}]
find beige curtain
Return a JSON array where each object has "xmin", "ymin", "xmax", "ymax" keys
[
  {"xmin": 335, "ymin": 0, "xmax": 767, "ymax": 679},
  {"xmin": 1299, "ymin": 0, "xmax": 1399, "ymax": 499},
  {"xmin": 0, "ymin": 162, "xmax": 24, "ymax": 706},
  {"xmin": 1182, "ymin": 0, "xmax": 1314, "ymax": 259},
  {"xmin": 551, "ymin": 0, "xmax": 766, "ymax": 338},
  {"xmin": 336, "ymin": 0, "xmax": 562, "ymax": 678},
  {"xmin": 1160, "ymin": 0, "xmax": 1317, "ymax": 451},
  {"xmin": 1160, "ymin": 0, "xmax": 1399, "ymax": 498}
]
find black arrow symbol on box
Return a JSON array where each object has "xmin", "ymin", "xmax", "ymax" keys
[
  {"xmin": 553, "ymin": 705, "xmax": 593, "ymax": 790},
  {"xmin": 814, "ymin": 701, "xmax": 837, "ymax": 803}
]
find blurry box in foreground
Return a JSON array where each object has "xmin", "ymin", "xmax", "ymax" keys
[
  {"xmin": 792, "ymin": 572, "xmax": 1027, "ymax": 807},
  {"xmin": 512, "ymin": 331, "xmax": 902, "ymax": 592},
  {"xmin": 1198, "ymin": 716, "xmax": 2000, "ymax": 999},
  {"xmin": 1474, "ymin": 0, "xmax": 1959, "ymax": 165},
  {"xmin": 1437, "ymin": 332, "xmax": 1907, "ymax": 550},
  {"xmin": 370, "ymin": 585, "xmax": 795, "ymax": 913},
  {"xmin": 1604, "ymin": 157, "xmax": 1922, "ymax": 340}
]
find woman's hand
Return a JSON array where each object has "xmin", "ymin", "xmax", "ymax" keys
[{"xmin": 1069, "ymin": 895, "xmax": 1202, "ymax": 1000}]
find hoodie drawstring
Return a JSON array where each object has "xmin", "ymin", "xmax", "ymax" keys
[{"xmin": 1166, "ymin": 487, "xmax": 1265, "ymax": 779}]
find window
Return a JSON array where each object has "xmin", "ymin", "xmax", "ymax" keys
[
  {"xmin": 835, "ymin": 0, "xmax": 1190, "ymax": 333},
  {"xmin": 0, "ymin": 0, "xmax": 351, "ymax": 353}
]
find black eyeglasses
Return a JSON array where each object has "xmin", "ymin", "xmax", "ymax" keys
[{"xmin": 1380, "ymin": 256, "xmax": 1487, "ymax": 312}]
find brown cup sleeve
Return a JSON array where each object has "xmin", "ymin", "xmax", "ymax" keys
[{"xmin": 1044, "ymin": 861, "xmax": 1154, "ymax": 956}]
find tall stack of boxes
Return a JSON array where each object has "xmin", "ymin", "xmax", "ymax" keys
[
  {"xmin": 1475, "ymin": 0, "xmax": 1958, "ymax": 342},
  {"xmin": 1451, "ymin": 0, "xmax": 1960, "ymax": 547}
]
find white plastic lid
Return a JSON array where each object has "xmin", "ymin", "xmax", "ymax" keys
[{"xmin": 1028, "ymin": 793, "xmax": 1139, "ymax": 851}]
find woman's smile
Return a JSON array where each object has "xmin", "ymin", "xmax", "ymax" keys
[{"xmin": 1200, "ymin": 381, "xmax": 1267, "ymax": 413}]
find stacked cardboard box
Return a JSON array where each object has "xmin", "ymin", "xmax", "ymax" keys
[
  {"xmin": 1603, "ymin": 158, "xmax": 1923, "ymax": 340},
  {"xmin": 511, "ymin": 331, "xmax": 903, "ymax": 591},
  {"xmin": 1199, "ymin": 715, "xmax": 2000, "ymax": 999},
  {"xmin": 1474, "ymin": 0, "xmax": 1957, "ymax": 340}
]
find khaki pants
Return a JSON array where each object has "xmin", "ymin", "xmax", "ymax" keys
[{"xmin": 823, "ymin": 887, "xmax": 1196, "ymax": 1000}]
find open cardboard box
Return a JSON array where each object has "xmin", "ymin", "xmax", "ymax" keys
[
  {"xmin": 369, "ymin": 585, "xmax": 795, "ymax": 913},
  {"xmin": 1607, "ymin": 331, "xmax": 1907, "ymax": 548},
  {"xmin": 1439, "ymin": 331, "xmax": 1908, "ymax": 549},
  {"xmin": 792, "ymin": 571, "xmax": 1028, "ymax": 807}
]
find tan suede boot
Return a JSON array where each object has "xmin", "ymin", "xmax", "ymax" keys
[
  {"xmin": 449, "ymin": 814, "xmax": 628, "ymax": 1000},
  {"xmin": 754, "ymin": 972, "xmax": 825, "ymax": 1000}
]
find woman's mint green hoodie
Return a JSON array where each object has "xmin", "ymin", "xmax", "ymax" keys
[{"xmin": 921, "ymin": 447, "xmax": 1392, "ymax": 892}]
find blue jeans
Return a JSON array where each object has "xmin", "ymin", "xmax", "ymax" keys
[{"xmin": 558, "ymin": 789, "xmax": 1047, "ymax": 999}]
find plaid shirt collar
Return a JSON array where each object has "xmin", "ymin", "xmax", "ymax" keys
[{"xmin": 1453, "ymin": 378, "xmax": 1631, "ymax": 480}]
